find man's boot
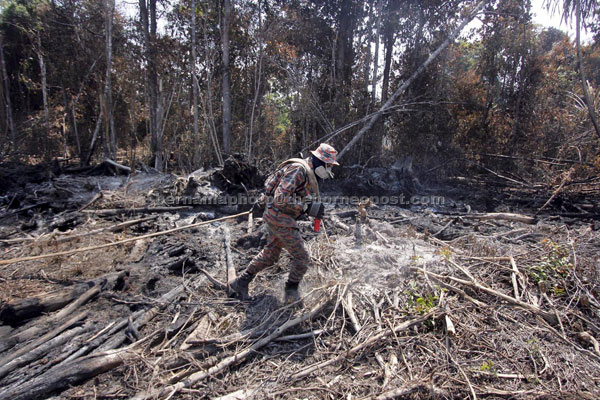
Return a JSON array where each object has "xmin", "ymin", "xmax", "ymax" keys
[
  {"xmin": 284, "ymin": 281, "xmax": 301, "ymax": 304},
  {"xmin": 229, "ymin": 271, "xmax": 255, "ymax": 300}
]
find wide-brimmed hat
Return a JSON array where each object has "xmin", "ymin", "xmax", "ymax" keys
[{"xmin": 311, "ymin": 143, "xmax": 340, "ymax": 165}]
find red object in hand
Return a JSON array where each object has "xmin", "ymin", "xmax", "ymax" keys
[{"xmin": 313, "ymin": 218, "xmax": 321, "ymax": 232}]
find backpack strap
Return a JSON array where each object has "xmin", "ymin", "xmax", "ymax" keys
[{"xmin": 275, "ymin": 158, "xmax": 320, "ymax": 197}]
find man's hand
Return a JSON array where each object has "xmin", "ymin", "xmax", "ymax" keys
[{"xmin": 304, "ymin": 201, "xmax": 325, "ymax": 219}]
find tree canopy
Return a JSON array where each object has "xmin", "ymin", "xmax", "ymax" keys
[{"xmin": 0, "ymin": 0, "xmax": 598, "ymax": 180}]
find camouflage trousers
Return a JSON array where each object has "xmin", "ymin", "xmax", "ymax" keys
[{"xmin": 246, "ymin": 223, "xmax": 309, "ymax": 284}]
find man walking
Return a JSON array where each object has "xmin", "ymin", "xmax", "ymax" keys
[{"xmin": 229, "ymin": 143, "xmax": 339, "ymax": 303}]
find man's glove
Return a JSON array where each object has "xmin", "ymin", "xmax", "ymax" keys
[{"xmin": 304, "ymin": 201, "xmax": 325, "ymax": 219}]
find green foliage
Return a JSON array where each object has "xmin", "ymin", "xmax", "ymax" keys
[
  {"xmin": 530, "ymin": 239, "xmax": 574, "ymax": 284},
  {"xmin": 479, "ymin": 360, "xmax": 496, "ymax": 374},
  {"xmin": 405, "ymin": 281, "xmax": 438, "ymax": 315}
]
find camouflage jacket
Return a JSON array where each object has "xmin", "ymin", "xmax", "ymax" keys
[{"xmin": 263, "ymin": 161, "xmax": 313, "ymax": 228}]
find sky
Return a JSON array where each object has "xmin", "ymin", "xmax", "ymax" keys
[{"xmin": 530, "ymin": 0, "xmax": 594, "ymax": 42}]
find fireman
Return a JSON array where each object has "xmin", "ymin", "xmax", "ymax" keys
[{"xmin": 229, "ymin": 143, "xmax": 339, "ymax": 303}]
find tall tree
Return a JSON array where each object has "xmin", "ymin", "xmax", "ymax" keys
[
  {"xmin": 191, "ymin": 0, "xmax": 200, "ymax": 165},
  {"xmin": 104, "ymin": 0, "xmax": 116, "ymax": 159},
  {"xmin": 0, "ymin": 33, "xmax": 15, "ymax": 149},
  {"xmin": 140, "ymin": 0, "xmax": 162, "ymax": 169},
  {"xmin": 221, "ymin": 0, "xmax": 232, "ymax": 153},
  {"xmin": 247, "ymin": 0, "xmax": 264, "ymax": 163},
  {"xmin": 574, "ymin": 0, "xmax": 600, "ymax": 139},
  {"xmin": 546, "ymin": 0, "xmax": 600, "ymax": 138}
]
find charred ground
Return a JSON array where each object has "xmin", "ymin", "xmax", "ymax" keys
[{"xmin": 0, "ymin": 159, "xmax": 599, "ymax": 399}]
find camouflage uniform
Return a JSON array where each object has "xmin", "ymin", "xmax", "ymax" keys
[{"xmin": 246, "ymin": 162, "xmax": 313, "ymax": 284}]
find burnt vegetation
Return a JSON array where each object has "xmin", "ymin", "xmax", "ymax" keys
[{"xmin": 1, "ymin": 0, "xmax": 600, "ymax": 399}]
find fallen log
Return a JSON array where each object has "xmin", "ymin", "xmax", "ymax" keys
[
  {"xmin": 0, "ymin": 310, "xmax": 89, "ymax": 376},
  {"xmin": 0, "ymin": 274, "xmax": 209, "ymax": 399},
  {"xmin": 58, "ymin": 310, "xmax": 144, "ymax": 365},
  {"xmin": 52, "ymin": 215, "xmax": 158, "ymax": 244},
  {"xmin": 0, "ymin": 202, "xmax": 50, "ymax": 220},
  {"xmin": 2, "ymin": 322, "xmax": 96, "ymax": 388},
  {"xmin": 0, "ymin": 281, "xmax": 106, "ymax": 354},
  {"xmin": 456, "ymin": 212, "xmax": 536, "ymax": 224},
  {"xmin": 0, "ymin": 271, "xmax": 126, "ymax": 326},
  {"xmin": 0, "ymin": 323, "xmax": 91, "ymax": 382},
  {"xmin": 98, "ymin": 273, "xmax": 206, "ymax": 352},
  {"xmin": 557, "ymin": 212, "xmax": 600, "ymax": 220},
  {"xmin": 0, "ymin": 348, "xmax": 138, "ymax": 400},
  {"xmin": 104, "ymin": 158, "xmax": 132, "ymax": 174},
  {"xmin": 0, "ymin": 284, "xmax": 90, "ymax": 324}
]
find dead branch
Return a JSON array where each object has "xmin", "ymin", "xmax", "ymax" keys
[
  {"xmin": 0, "ymin": 278, "xmax": 109, "ymax": 354},
  {"xmin": 198, "ymin": 268, "xmax": 227, "ymax": 290},
  {"xmin": 535, "ymin": 168, "xmax": 573, "ymax": 215},
  {"xmin": 342, "ymin": 291, "xmax": 362, "ymax": 335},
  {"xmin": 180, "ymin": 313, "xmax": 213, "ymax": 351},
  {"xmin": 509, "ymin": 256, "xmax": 521, "ymax": 300},
  {"xmin": 247, "ymin": 212, "xmax": 253, "ymax": 233},
  {"xmin": 223, "ymin": 225, "xmax": 236, "ymax": 289},
  {"xmin": 0, "ymin": 271, "xmax": 125, "ymax": 324},
  {"xmin": 77, "ymin": 191, "xmax": 103, "ymax": 212}
]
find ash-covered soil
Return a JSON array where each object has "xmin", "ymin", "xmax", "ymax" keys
[{"xmin": 0, "ymin": 161, "xmax": 599, "ymax": 399}]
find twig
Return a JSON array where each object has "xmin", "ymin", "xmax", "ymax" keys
[
  {"xmin": 198, "ymin": 268, "xmax": 227, "ymax": 290},
  {"xmin": 509, "ymin": 256, "xmax": 521, "ymax": 300},
  {"xmin": 342, "ymin": 292, "xmax": 362, "ymax": 335},
  {"xmin": 447, "ymin": 350, "xmax": 477, "ymax": 400},
  {"xmin": 77, "ymin": 191, "xmax": 103, "ymax": 212},
  {"xmin": 223, "ymin": 226, "xmax": 236, "ymax": 289}
]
